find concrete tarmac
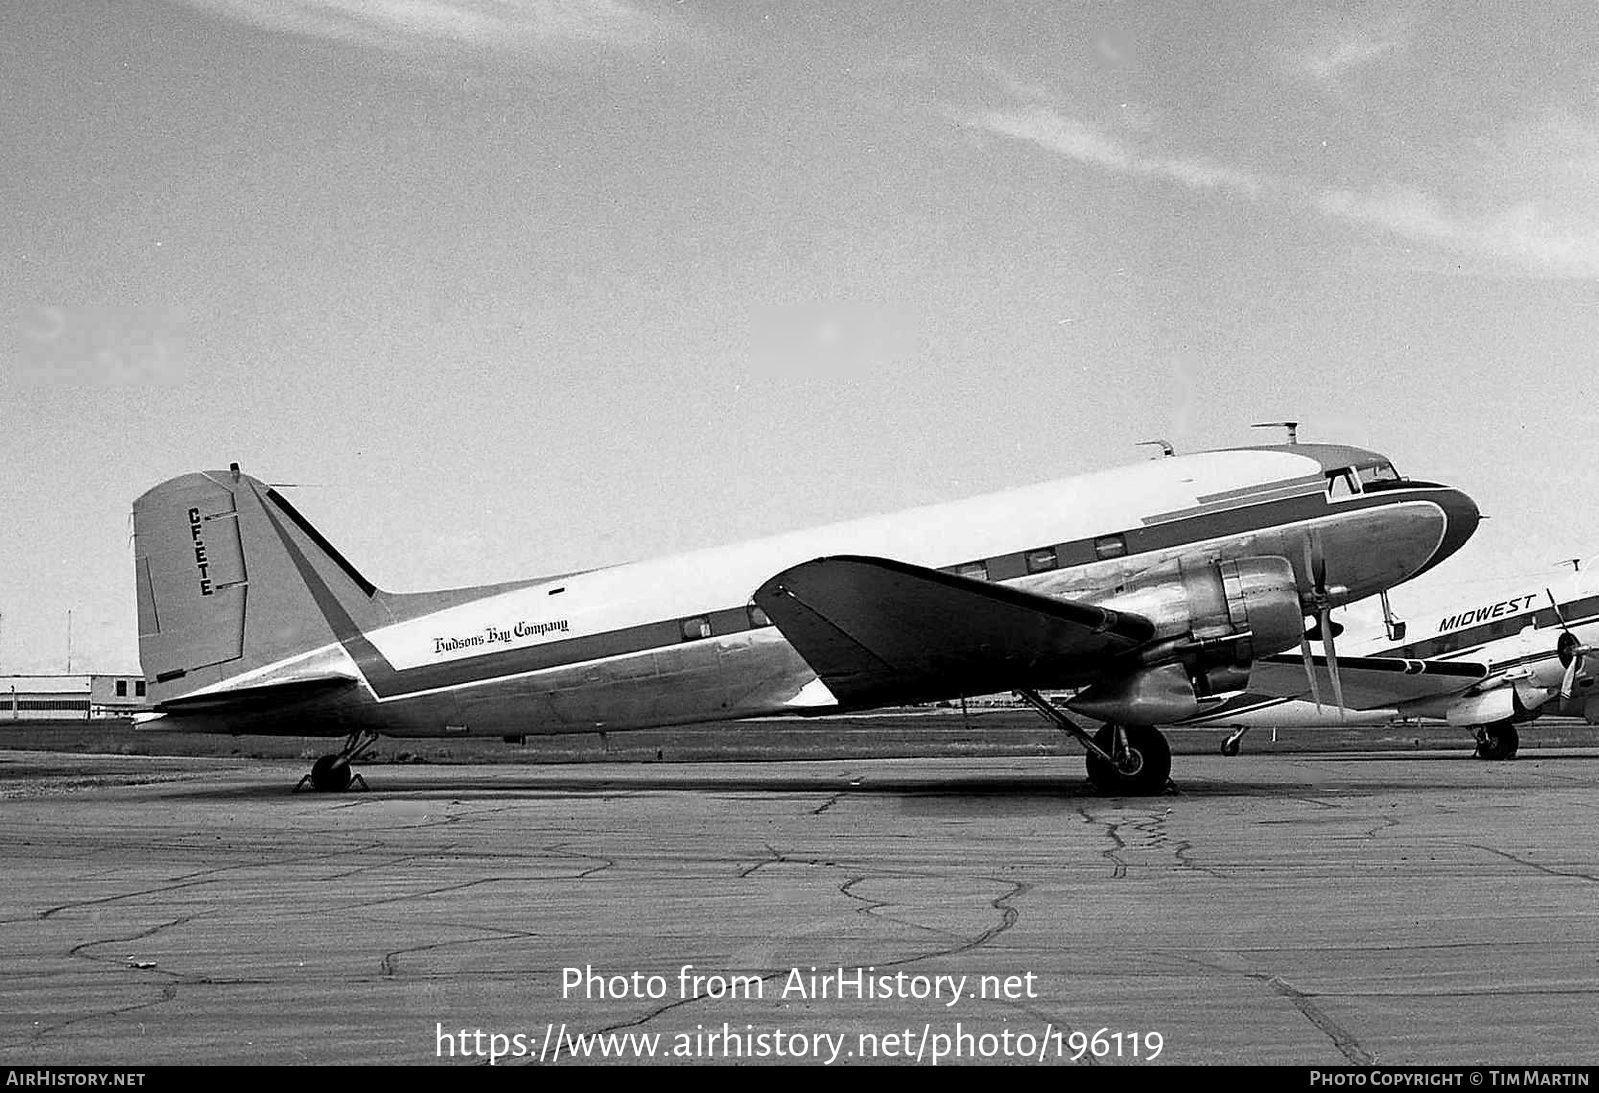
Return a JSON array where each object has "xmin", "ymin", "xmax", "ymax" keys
[{"xmin": 2, "ymin": 748, "xmax": 1597, "ymax": 1067}]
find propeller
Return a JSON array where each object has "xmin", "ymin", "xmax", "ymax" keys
[
  {"xmin": 1545, "ymin": 589, "xmax": 1592, "ymax": 702},
  {"xmin": 1301, "ymin": 533, "xmax": 1347, "ymax": 719}
]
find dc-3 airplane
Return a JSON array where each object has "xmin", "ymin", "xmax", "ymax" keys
[
  {"xmin": 1177, "ymin": 567, "xmax": 1599, "ymax": 760},
  {"xmin": 132, "ymin": 439, "xmax": 1478, "ymax": 794}
]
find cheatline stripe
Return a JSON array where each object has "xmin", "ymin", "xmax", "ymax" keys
[
  {"xmin": 257, "ymin": 480, "xmax": 1453, "ymax": 701},
  {"xmin": 1376, "ymin": 599, "xmax": 1599, "ymax": 662}
]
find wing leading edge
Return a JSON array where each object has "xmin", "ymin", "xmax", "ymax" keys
[{"xmin": 753, "ymin": 555, "xmax": 1156, "ymax": 708}]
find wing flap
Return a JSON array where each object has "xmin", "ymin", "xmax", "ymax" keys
[
  {"xmin": 753, "ymin": 555, "xmax": 1154, "ymax": 707},
  {"xmin": 1251, "ymin": 654, "xmax": 1489, "ymax": 710}
]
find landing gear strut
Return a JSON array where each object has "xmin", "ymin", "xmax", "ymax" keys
[
  {"xmin": 295, "ymin": 731, "xmax": 378, "ymax": 792},
  {"xmin": 1014, "ymin": 690, "xmax": 1173, "ymax": 795},
  {"xmin": 1473, "ymin": 720, "xmax": 1518, "ymax": 761}
]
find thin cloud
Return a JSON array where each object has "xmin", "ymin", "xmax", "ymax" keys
[
  {"xmin": 1314, "ymin": 107, "xmax": 1599, "ymax": 276},
  {"xmin": 1286, "ymin": 21, "xmax": 1412, "ymax": 84},
  {"xmin": 1290, "ymin": 36, "xmax": 1404, "ymax": 82},
  {"xmin": 955, "ymin": 81, "xmax": 1599, "ymax": 279},
  {"xmin": 171, "ymin": 0, "xmax": 673, "ymax": 57},
  {"xmin": 1316, "ymin": 187, "xmax": 1599, "ymax": 277},
  {"xmin": 961, "ymin": 104, "xmax": 1263, "ymax": 197}
]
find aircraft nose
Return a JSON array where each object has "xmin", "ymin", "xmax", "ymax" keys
[{"xmin": 1429, "ymin": 486, "xmax": 1480, "ymax": 570}]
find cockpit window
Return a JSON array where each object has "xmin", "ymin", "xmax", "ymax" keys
[
  {"xmin": 1358, "ymin": 462, "xmax": 1400, "ymax": 485},
  {"xmin": 1326, "ymin": 469, "xmax": 1358, "ymax": 499}
]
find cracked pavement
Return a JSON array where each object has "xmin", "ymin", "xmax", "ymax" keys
[{"xmin": 2, "ymin": 749, "xmax": 1598, "ymax": 1064}]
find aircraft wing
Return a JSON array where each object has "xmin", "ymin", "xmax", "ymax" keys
[
  {"xmin": 753, "ymin": 555, "xmax": 1155, "ymax": 708},
  {"xmin": 1249, "ymin": 654, "xmax": 1490, "ymax": 710}
]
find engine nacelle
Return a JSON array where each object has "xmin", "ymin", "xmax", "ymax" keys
[
  {"xmin": 1192, "ymin": 663, "xmax": 1251, "ymax": 698},
  {"xmin": 1069, "ymin": 663, "xmax": 1201, "ymax": 725},
  {"xmin": 1065, "ymin": 658, "xmax": 1254, "ymax": 726},
  {"xmin": 1086, "ymin": 555, "xmax": 1304, "ymax": 666},
  {"xmin": 1440, "ymin": 687, "xmax": 1518, "ymax": 727},
  {"xmin": 1519, "ymin": 656, "xmax": 1570, "ymax": 692},
  {"xmin": 1068, "ymin": 556, "xmax": 1302, "ymax": 725}
]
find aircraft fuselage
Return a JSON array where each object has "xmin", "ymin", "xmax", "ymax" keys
[{"xmin": 138, "ymin": 444, "xmax": 1476, "ymax": 740}]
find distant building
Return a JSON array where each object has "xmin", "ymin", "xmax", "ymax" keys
[{"xmin": 1, "ymin": 675, "xmax": 152, "ymax": 720}]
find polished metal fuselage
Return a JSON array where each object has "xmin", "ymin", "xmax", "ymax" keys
[{"xmin": 153, "ymin": 445, "xmax": 1478, "ymax": 739}]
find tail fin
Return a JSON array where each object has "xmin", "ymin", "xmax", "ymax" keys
[{"xmin": 133, "ymin": 466, "xmax": 387, "ymax": 702}]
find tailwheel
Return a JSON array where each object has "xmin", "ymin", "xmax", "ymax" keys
[
  {"xmin": 1221, "ymin": 726, "xmax": 1249, "ymax": 757},
  {"xmin": 1084, "ymin": 723, "xmax": 1172, "ymax": 796},
  {"xmin": 295, "ymin": 731, "xmax": 378, "ymax": 792},
  {"xmin": 1473, "ymin": 721, "xmax": 1519, "ymax": 761},
  {"xmin": 308, "ymin": 755, "xmax": 353, "ymax": 792}
]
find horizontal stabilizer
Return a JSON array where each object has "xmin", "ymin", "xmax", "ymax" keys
[
  {"xmin": 153, "ymin": 676, "xmax": 358, "ymax": 714},
  {"xmin": 753, "ymin": 555, "xmax": 1154, "ymax": 707},
  {"xmin": 1252, "ymin": 653, "xmax": 1488, "ymax": 710}
]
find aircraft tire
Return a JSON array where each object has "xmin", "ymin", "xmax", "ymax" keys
[
  {"xmin": 1473, "ymin": 721, "xmax": 1519, "ymax": 761},
  {"xmin": 1086, "ymin": 724, "xmax": 1172, "ymax": 795},
  {"xmin": 309, "ymin": 754, "xmax": 353, "ymax": 792}
]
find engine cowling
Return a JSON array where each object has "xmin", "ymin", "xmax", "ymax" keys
[
  {"xmin": 1069, "ymin": 555, "xmax": 1303, "ymax": 725},
  {"xmin": 1086, "ymin": 555, "xmax": 1303, "ymax": 664}
]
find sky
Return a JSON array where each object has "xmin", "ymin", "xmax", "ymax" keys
[{"xmin": 4, "ymin": 0, "xmax": 1599, "ymax": 674}]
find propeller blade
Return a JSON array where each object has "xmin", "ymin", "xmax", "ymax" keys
[
  {"xmin": 1300, "ymin": 626, "xmax": 1323, "ymax": 711},
  {"xmin": 1322, "ymin": 605, "xmax": 1346, "ymax": 721},
  {"xmin": 1298, "ymin": 531, "xmax": 1336, "ymax": 713},
  {"xmin": 1546, "ymin": 588, "xmax": 1569, "ymax": 629},
  {"xmin": 1538, "ymin": 595, "xmax": 1584, "ymax": 700},
  {"xmin": 1557, "ymin": 630, "xmax": 1586, "ymax": 701}
]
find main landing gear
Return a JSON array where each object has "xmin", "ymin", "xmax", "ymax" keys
[
  {"xmin": 1014, "ymin": 689, "xmax": 1173, "ymax": 795},
  {"xmin": 295, "ymin": 730, "xmax": 379, "ymax": 792},
  {"xmin": 1473, "ymin": 720, "xmax": 1519, "ymax": 761}
]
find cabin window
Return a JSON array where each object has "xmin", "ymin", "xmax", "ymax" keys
[
  {"xmin": 116, "ymin": 680, "xmax": 127, "ymax": 697},
  {"xmin": 1326, "ymin": 470, "xmax": 1358, "ymax": 499},
  {"xmin": 747, "ymin": 604, "xmax": 772, "ymax": 629},
  {"xmin": 680, "ymin": 616, "xmax": 712, "ymax": 641},
  {"xmin": 951, "ymin": 561, "xmax": 989, "ymax": 581},
  {"xmin": 1025, "ymin": 547, "xmax": 1058, "ymax": 574},
  {"xmin": 1093, "ymin": 534, "xmax": 1127, "ymax": 560},
  {"xmin": 135, "ymin": 681, "xmax": 146, "ymax": 697}
]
